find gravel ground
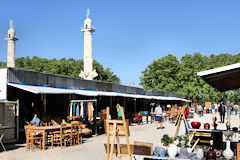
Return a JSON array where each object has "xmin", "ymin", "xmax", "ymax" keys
[{"xmin": 0, "ymin": 112, "xmax": 239, "ymax": 160}]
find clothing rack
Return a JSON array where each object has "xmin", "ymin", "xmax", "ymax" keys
[
  {"xmin": 70, "ymin": 99, "xmax": 97, "ymax": 103},
  {"xmin": 68, "ymin": 99, "xmax": 98, "ymax": 135}
]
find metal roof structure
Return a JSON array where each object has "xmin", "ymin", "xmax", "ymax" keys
[
  {"xmin": 197, "ymin": 63, "xmax": 240, "ymax": 92},
  {"xmin": 8, "ymin": 82, "xmax": 190, "ymax": 102}
]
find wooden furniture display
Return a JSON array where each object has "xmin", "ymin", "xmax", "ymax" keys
[
  {"xmin": 188, "ymin": 128, "xmax": 223, "ymax": 150},
  {"xmin": 81, "ymin": 128, "xmax": 92, "ymax": 136},
  {"xmin": 173, "ymin": 107, "xmax": 186, "ymax": 140},
  {"xmin": 50, "ymin": 120, "xmax": 59, "ymax": 126},
  {"xmin": 40, "ymin": 122, "xmax": 48, "ymax": 127},
  {"xmin": 61, "ymin": 119, "xmax": 68, "ymax": 125},
  {"xmin": 168, "ymin": 109, "xmax": 179, "ymax": 123},
  {"xmin": 51, "ymin": 124, "xmax": 69, "ymax": 148},
  {"xmin": 173, "ymin": 107, "xmax": 223, "ymax": 150},
  {"xmin": 26, "ymin": 125, "xmax": 71, "ymax": 150},
  {"xmin": 106, "ymin": 107, "xmax": 132, "ymax": 160},
  {"xmin": 25, "ymin": 125, "xmax": 43, "ymax": 151},
  {"xmin": 31, "ymin": 123, "xmax": 37, "ymax": 127},
  {"xmin": 69, "ymin": 121, "xmax": 81, "ymax": 145}
]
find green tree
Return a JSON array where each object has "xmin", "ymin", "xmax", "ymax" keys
[
  {"xmin": 14, "ymin": 56, "xmax": 120, "ymax": 84},
  {"xmin": 140, "ymin": 54, "xmax": 181, "ymax": 92},
  {"xmin": 140, "ymin": 52, "xmax": 240, "ymax": 104},
  {"xmin": 0, "ymin": 62, "xmax": 6, "ymax": 68}
]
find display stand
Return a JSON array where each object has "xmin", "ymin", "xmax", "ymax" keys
[
  {"xmin": 173, "ymin": 106, "xmax": 187, "ymax": 140},
  {"xmin": 68, "ymin": 99, "xmax": 97, "ymax": 135},
  {"xmin": 106, "ymin": 107, "xmax": 132, "ymax": 160}
]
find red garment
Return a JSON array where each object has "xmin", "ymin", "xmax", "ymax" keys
[
  {"xmin": 174, "ymin": 105, "xmax": 178, "ymax": 109},
  {"xmin": 184, "ymin": 106, "xmax": 190, "ymax": 118}
]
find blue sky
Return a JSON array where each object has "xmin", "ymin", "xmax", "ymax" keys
[{"xmin": 0, "ymin": 0, "xmax": 240, "ymax": 88}]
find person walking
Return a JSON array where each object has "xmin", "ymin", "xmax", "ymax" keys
[
  {"xmin": 226, "ymin": 101, "xmax": 233, "ymax": 120},
  {"xmin": 211, "ymin": 103, "xmax": 215, "ymax": 115},
  {"xmin": 218, "ymin": 103, "xmax": 226, "ymax": 123},
  {"xmin": 214, "ymin": 102, "xmax": 218, "ymax": 113},
  {"xmin": 197, "ymin": 104, "xmax": 202, "ymax": 117},
  {"xmin": 184, "ymin": 105, "xmax": 190, "ymax": 120},
  {"xmin": 234, "ymin": 104, "xmax": 238, "ymax": 115},
  {"xmin": 154, "ymin": 104, "xmax": 164, "ymax": 129},
  {"xmin": 201, "ymin": 104, "xmax": 205, "ymax": 116}
]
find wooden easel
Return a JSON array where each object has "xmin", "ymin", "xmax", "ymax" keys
[
  {"xmin": 173, "ymin": 106, "xmax": 188, "ymax": 140},
  {"xmin": 106, "ymin": 107, "xmax": 132, "ymax": 160},
  {"xmin": 173, "ymin": 106, "xmax": 200, "ymax": 150}
]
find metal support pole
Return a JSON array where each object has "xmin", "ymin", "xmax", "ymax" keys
[
  {"xmin": 16, "ymin": 100, "xmax": 19, "ymax": 141},
  {"xmin": 134, "ymin": 98, "xmax": 136, "ymax": 113}
]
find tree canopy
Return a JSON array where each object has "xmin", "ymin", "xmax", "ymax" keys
[
  {"xmin": 0, "ymin": 56, "xmax": 120, "ymax": 84},
  {"xmin": 140, "ymin": 53, "xmax": 240, "ymax": 104}
]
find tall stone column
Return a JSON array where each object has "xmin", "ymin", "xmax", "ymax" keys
[
  {"xmin": 5, "ymin": 20, "xmax": 18, "ymax": 68},
  {"xmin": 80, "ymin": 9, "xmax": 98, "ymax": 80}
]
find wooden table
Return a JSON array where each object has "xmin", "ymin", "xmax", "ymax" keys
[
  {"xmin": 131, "ymin": 154, "xmax": 193, "ymax": 160},
  {"xmin": 26, "ymin": 125, "xmax": 71, "ymax": 150},
  {"xmin": 188, "ymin": 128, "xmax": 240, "ymax": 150},
  {"xmin": 0, "ymin": 126, "xmax": 11, "ymax": 151}
]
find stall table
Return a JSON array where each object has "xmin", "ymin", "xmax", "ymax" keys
[
  {"xmin": 188, "ymin": 128, "xmax": 223, "ymax": 149},
  {"xmin": 131, "ymin": 154, "xmax": 194, "ymax": 160},
  {"xmin": 188, "ymin": 128, "xmax": 240, "ymax": 150},
  {"xmin": 26, "ymin": 125, "xmax": 71, "ymax": 150}
]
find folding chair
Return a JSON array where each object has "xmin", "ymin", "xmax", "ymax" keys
[{"xmin": 0, "ymin": 131, "xmax": 6, "ymax": 151}]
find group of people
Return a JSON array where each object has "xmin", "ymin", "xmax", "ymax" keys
[
  {"xmin": 196, "ymin": 101, "xmax": 239, "ymax": 123},
  {"xmin": 218, "ymin": 102, "xmax": 239, "ymax": 123},
  {"xmin": 154, "ymin": 104, "xmax": 190, "ymax": 129}
]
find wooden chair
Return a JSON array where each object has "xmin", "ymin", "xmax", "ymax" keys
[
  {"xmin": 51, "ymin": 124, "xmax": 68, "ymax": 148},
  {"xmin": 61, "ymin": 119, "xmax": 68, "ymax": 125},
  {"xmin": 25, "ymin": 125, "xmax": 43, "ymax": 151},
  {"xmin": 70, "ymin": 121, "xmax": 80, "ymax": 145},
  {"xmin": 51, "ymin": 119, "xmax": 59, "ymax": 126},
  {"xmin": 31, "ymin": 123, "xmax": 37, "ymax": 127},
  {"xmin": 40, "ymin": 122, "xmax": 47, "ymax": 127}
]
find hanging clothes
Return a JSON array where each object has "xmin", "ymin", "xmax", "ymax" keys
[
  {"xmin": 86, "ymin": 102, "xmax": 89, "ymax": 117},
  {"xmin": 88, "ymin": 102, "xmax": 94, "ymax": 120},
  {"xmin": 73, "ymin": 103, "xmax": 76, "ymax": 116},
  {"xmin": 69, "ymin": 103, "xmax": 73, "ymax": 117},
  {"xmin": 80, "ymin": 102, "xmax": 84, "ymax": 116},
  {"xmin": 76, "ymin": 103, "xmax": 80, "ymax": 116},
  {"xmin": 83, "ymin": 102, "xmax": 88, "ymax": 117}
]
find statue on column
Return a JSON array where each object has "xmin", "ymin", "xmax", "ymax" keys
[
  {"xmin": 10, "ymin": 20, "xmax": 14, "ymax": 29},
  {"xmin": 86, "ymin": 8, "xmax": 90, "ymax": 19}
]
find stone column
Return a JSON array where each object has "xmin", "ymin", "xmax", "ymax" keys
[
  {"xmin": 5, "ymin": 20, "xmax": 18, "ymax": 68},
  {"xmin": 80, "ymin": 9, "xmax": 98, "ymax": 80}
]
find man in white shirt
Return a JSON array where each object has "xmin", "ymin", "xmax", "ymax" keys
[{"xmin": 154, "ymin": 104, "xmax": 164, "ymax": 129}]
